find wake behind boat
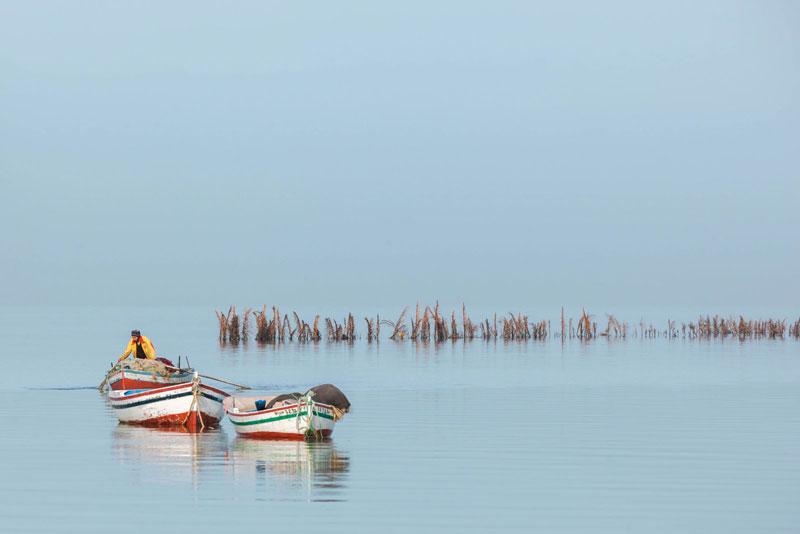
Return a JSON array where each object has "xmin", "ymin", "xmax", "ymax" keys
[{"xmin": 109, "ymin": 374, "xmax": 229, "ymax": 431}]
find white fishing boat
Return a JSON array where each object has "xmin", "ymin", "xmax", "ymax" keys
[
  {"xmin": 101, "ymin": 358, "xmax": 194, "ymax": 391},
  {"xmin": 109, "ymin": 374, "xmax": 228, "ymax": 431},
  {"xmin": 225, "ymin": 384, "xmax": 350, "ymax": 441}
]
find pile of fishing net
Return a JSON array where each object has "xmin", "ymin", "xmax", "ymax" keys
[
  {"xmin": 119, "ymin": 358, "xmax": 176, "ymax": 376},
  {"xmin": 103, "ymin": 358, "xmax": 180, "ymax": 381}
]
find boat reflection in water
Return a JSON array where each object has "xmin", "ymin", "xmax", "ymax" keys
[
  {"xmin": 111, "ymin": 424, "xmax": 229, "ymax": 488},
  {"xmin": 229, "ymin": 438, "xmax": 350, "ymax": 502}
]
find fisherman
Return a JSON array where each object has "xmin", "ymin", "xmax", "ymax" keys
[{"xmin": 118, "ymin": 329, "xmax": 157, "ymax": 362}]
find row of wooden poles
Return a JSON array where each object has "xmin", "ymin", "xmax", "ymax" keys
[{"xmin": 216, "ymin": 305, "xmax": 800, "ymax": 344}]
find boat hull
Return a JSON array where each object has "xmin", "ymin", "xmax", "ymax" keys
[
  {"xmin": 227, "ymin": 401, "xmax": 337, "ymax": 441},
  {"xmin": 102, "ymin": 359, "xmax": 193, "ymax": 391},
  {"xmin": 109, "ymin": 381, "xmax": 228, "ymax": 431},
  {"xmin": 108, "ymin": 368, "xmax": 194, "ymax": 391}
]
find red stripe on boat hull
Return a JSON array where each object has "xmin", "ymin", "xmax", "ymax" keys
[
  {"xmin": 110, "ymin": 378, "xmax": 182, "ymax": 391},
  {"xmin": 240, "ymin": 429, "xmax": 333, "ymax": 441}
]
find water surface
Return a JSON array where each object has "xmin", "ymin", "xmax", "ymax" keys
[{"xmin": 0, "ymin": 307, "xmax": 798, "ymax": 532}]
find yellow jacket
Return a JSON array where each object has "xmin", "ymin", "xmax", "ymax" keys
[{"xmin": 118, "ymin": 335, "xmax": 157, "ymax": 362}]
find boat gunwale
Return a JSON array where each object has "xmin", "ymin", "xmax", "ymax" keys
[
  {"xmin": 109, "ymin": 382, "xmax": 229, "ymax": 402},
  {"xmin": 226, "ymin": 400, "xmax": 335, "ymax": 418}
]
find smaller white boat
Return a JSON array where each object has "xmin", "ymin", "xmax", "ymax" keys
[
  {"xmin": 109, "ymin": 374, "xmax": 228, "ymax": 431},
  {"xmin": 225, "ymin": 384, "xmax": 350, "ymax": 441}
]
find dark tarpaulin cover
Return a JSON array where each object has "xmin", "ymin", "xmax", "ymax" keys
[{"xmin": 306, "ymin": 384, "xmax": 351, "ymax": 412}]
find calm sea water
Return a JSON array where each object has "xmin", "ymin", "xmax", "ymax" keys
[{"xmin": 0, "ymin": 306, "xmax": 798, "ymax": 532}]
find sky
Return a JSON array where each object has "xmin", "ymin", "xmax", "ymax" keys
[{"xmin": 1, "ymin": 1, "xmax": 798, "ymax": 309}]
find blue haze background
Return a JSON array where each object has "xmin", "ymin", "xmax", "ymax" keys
[{"xmin": 1, "ymin": 1, "xmax": 798, "ymax": 308}]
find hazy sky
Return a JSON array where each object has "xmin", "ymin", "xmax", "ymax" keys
[{"xmin": 1, "ymin": 1, "xmax": 798, "ymax": 308}]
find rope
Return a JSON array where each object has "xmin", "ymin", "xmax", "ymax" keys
[
  {"xmin": 97, "ymin": 362, "xmax": 122, "ymax": 391},
  {"xmin": 307, "ymin": 395, "xmax": 315, "ymax": 435},
  {"xmin": 297, "ymin": 391, "xmax": 319, "ymax": 441},
  {"xmin": 181, "ymin": 373, "xmax": 205, "ymax": 431}
]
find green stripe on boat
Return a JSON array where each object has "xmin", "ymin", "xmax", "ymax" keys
[{"xmin": 231, "ymin": 410, "xmax": 334, "ymax": 426}]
